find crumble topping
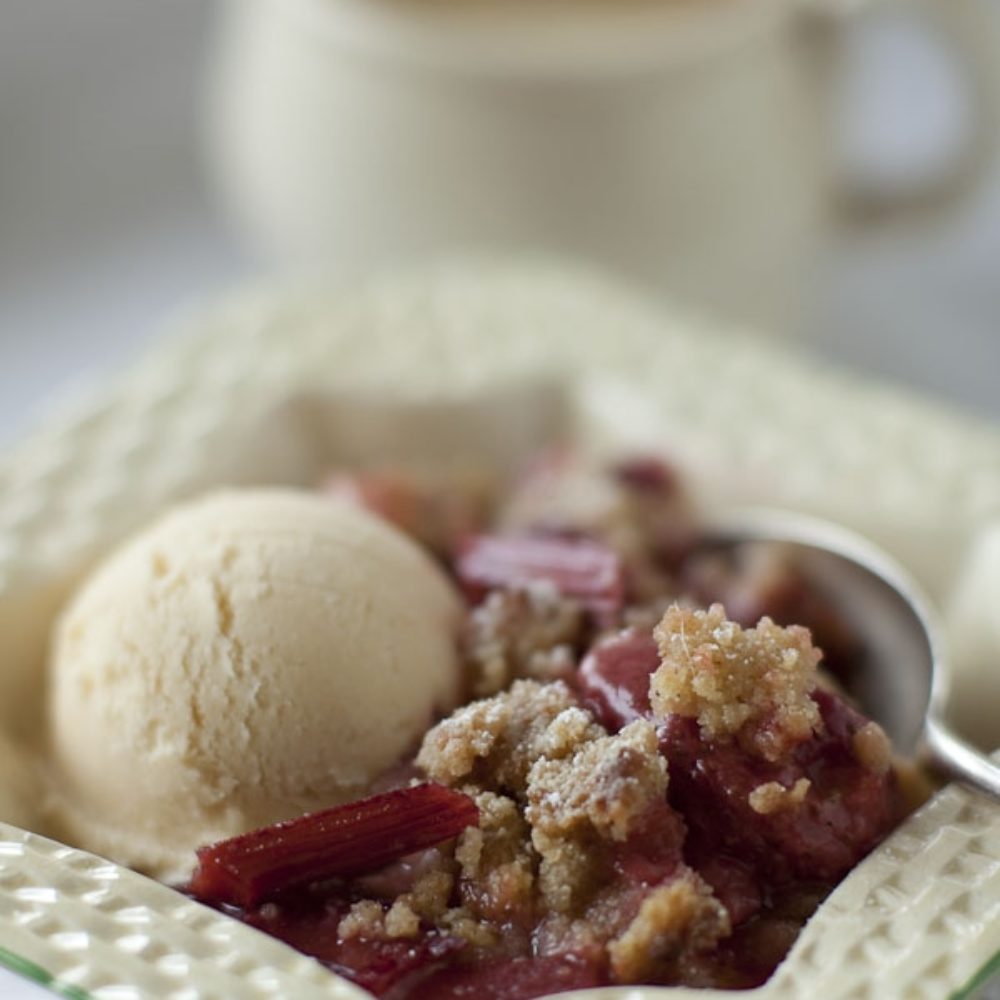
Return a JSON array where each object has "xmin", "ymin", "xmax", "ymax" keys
[
  {"xmin": 413, "ymin": 679, "xmax": 730, "ymax": 977},
  {"xmin": 417, "ymin": 680, "xmax": 596, "ymax": 793},
  {"xmin": 384, "ymin": 898, "xmax": 421, "ymax": 939},
  {"xmin": 464, "ymin": 582, "xmax": 583, "ymax": 697},
  {"xmin": 526, "ymin": 719, "xmax": 667, "ymax": 844},
  {"xmin": 405, "ymin": 869, "xmax": 454, "ymax": 922},
  {"xmin": 852, "ymin": 721, "xmax": 892, "ymax": 775},
  {"xmin": 748, "ymin": 778, "xmax": 812, "ymax": 815},
  {"xmin": 651, "ymin": 603, "xmax": 822, "ymax": 762},
  {"xmin": 606, "ymin": 874, "xmax": 730, "ymax": 983},
  {"xmin": 454, "ymin": 791, "xmax": 535, "ymax": 925},
  {"xmin": 338, "ymin": 900, "xmax": 385, "ymax": 940},
  {"xmin": 527, "ymin": 719, "xmax": 667, "ymax": 914}
]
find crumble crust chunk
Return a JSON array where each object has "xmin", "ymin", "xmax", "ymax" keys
[
  {"xmin": 607, "ymin": 873, "xmax": 730, "ymax": 982},
  {"xmin": 454, "ymin": 791, "xmax": 535, "ymax": 925},
  {"xmin": 384, "ymin": 898, "xmax": 421, "ymax": 939},
  {"xmin": 527, "ymin": 719, "xmax": 667, "ymax": 914},
  {"xmin": 651, "ymin": 603, "xmax": 822, "ymax": 761},
  {"xmin": 417, "ymin": 680, "xmax": 598, "ymax": 794},
  {"xmin": 463, "ymin": 582, "xmax": 583, "ymax": 697},
  {"xmin": 415, "ymin": 679, "xmax": 726, "ymax": 978},
  {"xmin": 338, "ymin": 899, "xmax": 385, "ymax": 940},
  {"xmin": 852, "ymin": 721, "xmax": 892, "ymax": 775},
  {"xmin": 748, "ymin": 778, "xmax": 812, "ymax": 816},
  {"xmin": 526, "ymin": 719, "xmax": 666, "ymax": 844}
]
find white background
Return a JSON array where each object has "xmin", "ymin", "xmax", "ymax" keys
[{"xmin": 0, "ymin": 2, "xmax": 998, "ymax": 997}]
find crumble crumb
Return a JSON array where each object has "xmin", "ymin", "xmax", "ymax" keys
[
  {"xmin": 338, "ymin": 900, "xmax": 385, "ymax": 940},
  {"xmin": 651, "ymin": 604, "xmax": 822, "ymax": 762},
  {"xmin": 852, "ymin": 721, "xmax": 892, "ymax": 775},
  {"xmin": 535, "ymin": 707, "xmax": 604, "ymax": 760},
  {"xmin": 438, "ymin": 907, "xmax": 500, "ymax": 949},
  {"xmin": 404, "ymin": 869, "xmax": 454, "ymax": 923},
  {"xmin": 454, "ymin": 791, "xmax": 536, "ymax": 924},
  {"xmin": 526, "ymin": 719, "xmax": 667, "ymax": 913},
  {"xmin": 526, "ymin": 719, "xmax": 667, "ymax": 844},
  {"xmin": 384, "ymin": 899, "xmax": 421, "ymax": 939},
  {"xmin": 421, "ymin": 681, "xmax": 690, "ymax": 934},
  {"xmin": 417, "ymin": 680, "xmax": 599, "ymax": 793},
  {"xmin": 748, "ymin": 778, "xmax": 812, "ymax": 815},
  {"xmin": 464, "ymin": 582, "xmax": 583, "ymax": 697},
  {"xmin": 607, "ymin": 873, "xmax": 730, "ymax": 982}
]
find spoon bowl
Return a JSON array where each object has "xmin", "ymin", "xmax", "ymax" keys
[{"xmin": 705, "ymin": 508, "xmax": 1000, "ymax": 799}]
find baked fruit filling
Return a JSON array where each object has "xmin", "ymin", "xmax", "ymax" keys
[{"xmin": 183, "ymin": 454, "xmax": 921, "ymax": 998}]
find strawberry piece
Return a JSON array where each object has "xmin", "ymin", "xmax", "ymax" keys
[
  {"xmin": 456, "ymin": 534, "xmax": 624, "ymax": 625},
  {"xmin": 190, "ymin": 784, "xmax": 478, "ymax": 908}
]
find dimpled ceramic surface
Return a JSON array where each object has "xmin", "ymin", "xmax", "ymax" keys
[{"xmin": 0, "ymin": 259, "xmax": 998, "ymax": 999}]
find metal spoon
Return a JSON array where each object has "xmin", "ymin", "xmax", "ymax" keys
[{"xmin": 705, "ymin": 508, "xmax": 1000, "ymax": 799}]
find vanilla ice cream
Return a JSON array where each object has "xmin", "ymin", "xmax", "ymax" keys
[{"xmin": 47, "ymin": 489, "xmax": 462, "ymax": 882}]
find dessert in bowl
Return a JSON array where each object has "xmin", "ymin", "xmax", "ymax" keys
[
  {"xmin": 0, "ymin": 260, "xmax": 997, "ymax": 998},
  {"xmin": 42, "ymin": 451, "xmax": 928, "ymax": 998}
]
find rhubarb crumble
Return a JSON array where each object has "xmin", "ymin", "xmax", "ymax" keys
[{"xmin": 185, "ymin": 453, "xmax": 925, "ymax": 999}]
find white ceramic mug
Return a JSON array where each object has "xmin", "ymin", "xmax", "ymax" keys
[{"xmin": 206, "ymin": 0, "xmax": 998, "ymax": 337}]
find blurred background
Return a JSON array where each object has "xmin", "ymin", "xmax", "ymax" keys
[{"xmin": 0, "ymin": 0, "xmax": 998, "ymax": 453}]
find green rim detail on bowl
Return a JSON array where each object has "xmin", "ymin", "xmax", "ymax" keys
[
  {"xmin": 0, "ymin": 940, "xmax": 997, "ymax": 1000},
  {"xmin": 952, "ymin": 947, "xmax": 1000, "ymax": 1000},
  {"xmin": 0, "ymin": 946, "xmax": 92, "ymax": 1000}
]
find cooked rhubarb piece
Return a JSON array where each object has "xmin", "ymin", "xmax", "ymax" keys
[
  {"xmin": 613, "ymin": 456, "xmax": 678, "ymax": 494},
  {"xmin": 660, "ymin": 689, "xmax": 894, "ymax": 883},
  {"xmin": 241, "ymin": 892, "xmax": 466, "ymax": 999},
  {"xmin": 323, "ymin": 470, "xmax": 423, "ymax": 534},
  {"xmin": 577, "ymin": 628, "xmax": 660, "ymax": 731},
  {"xmin": 323, "ymin": 467, "xmax": 493, "ymax": 558},
  {"xmin": 456, "ymin": 534, "xmax": 624, "ymax": 624},
  {"xmin": 190, "ymin": 784, "xmax": 479, "ymax": 908},
  {"xmin": 418, "ymin": 952, "xmax": 607, "ymax": 1000},
  {"xmin": 335, "ymin": 932, "xmax": 467, "ymax": 999}
]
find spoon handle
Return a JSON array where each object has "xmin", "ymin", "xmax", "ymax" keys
[{"xmin": 924, "ymin": 717, "xmax": 1000, "ymax": 799}]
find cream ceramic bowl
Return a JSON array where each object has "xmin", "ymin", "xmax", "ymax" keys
[{"xmin": 0, "ymin": 259, "xmax": 999, "ymax": 998}]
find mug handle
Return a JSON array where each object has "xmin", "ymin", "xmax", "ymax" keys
[{"xmin": 808, "ymin": 0, "xmax": 1000, "ymax": 224}]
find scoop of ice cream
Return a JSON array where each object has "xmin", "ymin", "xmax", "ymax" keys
[{"xmin": 47, "ymin": 489, "xmax": 462, "ymax": 882}]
